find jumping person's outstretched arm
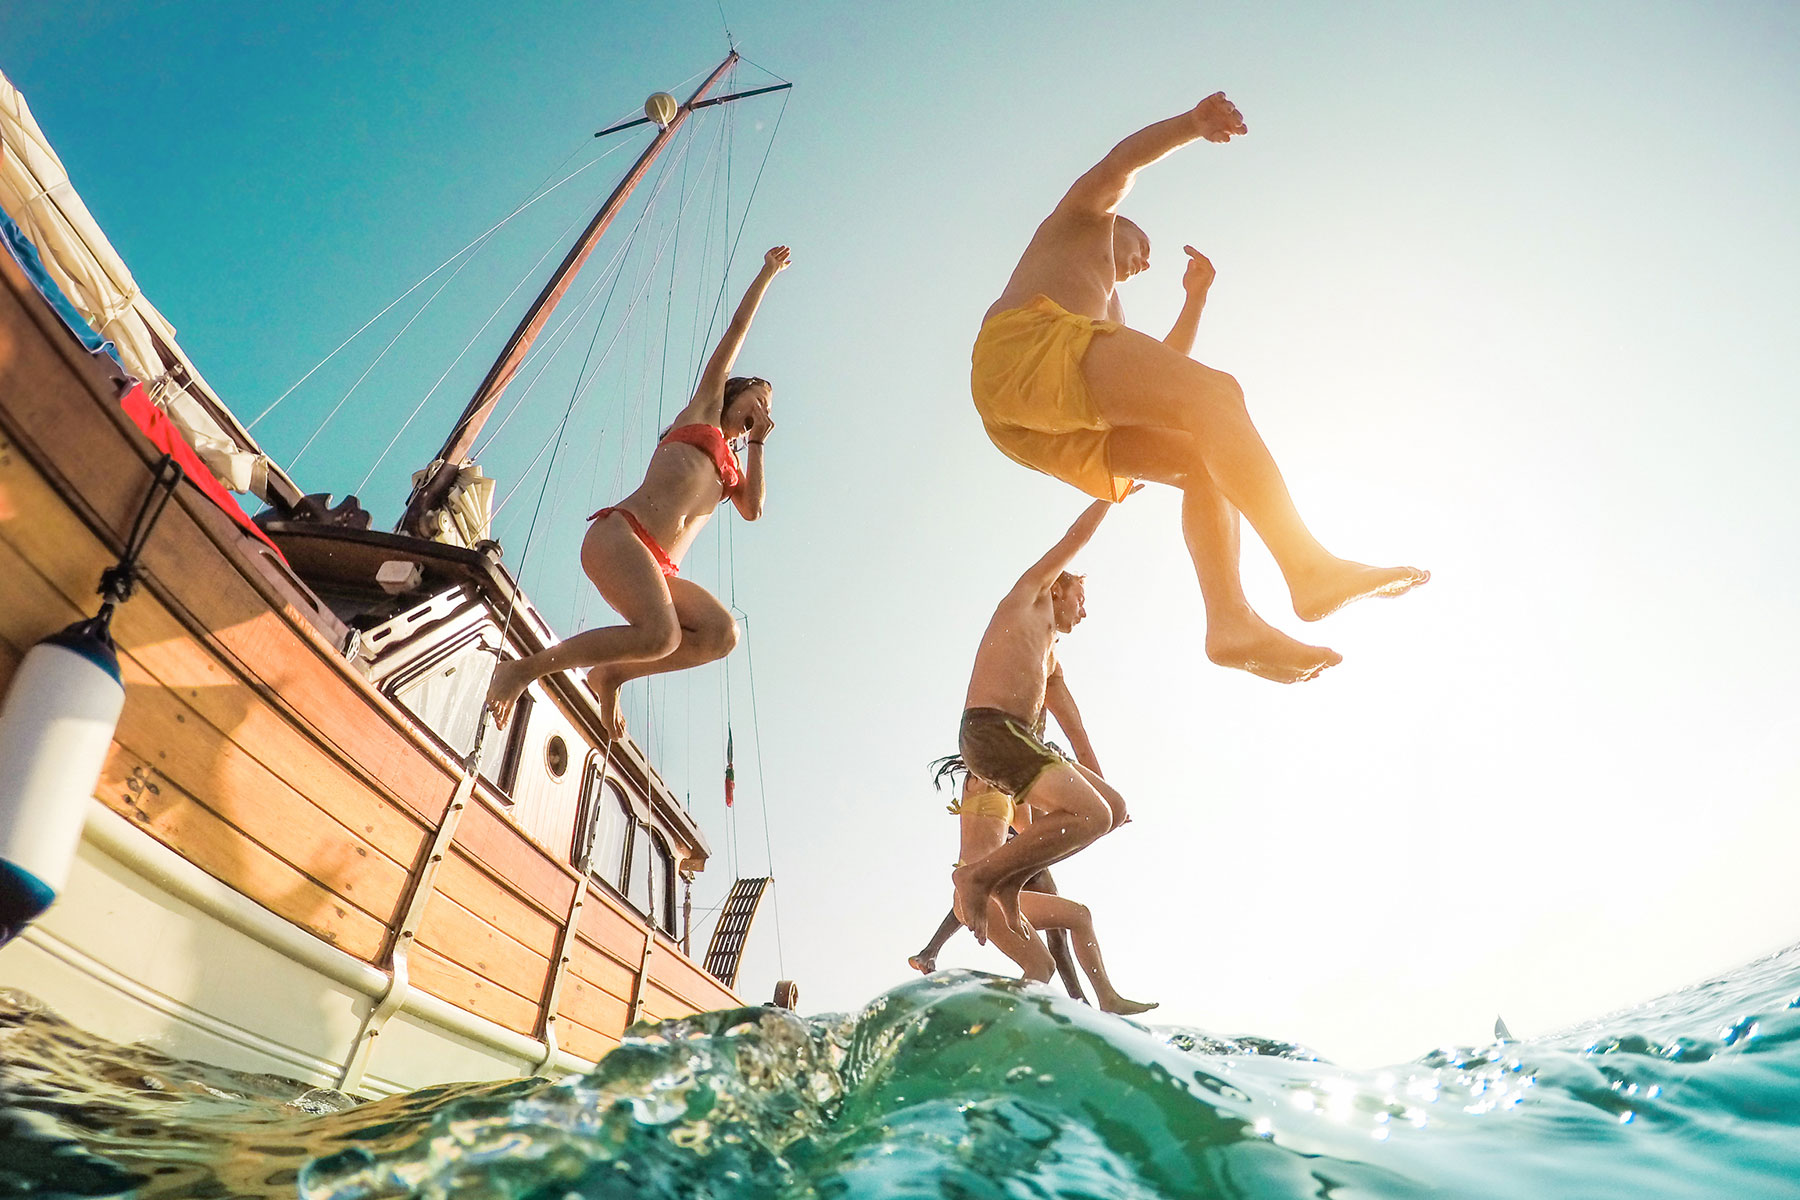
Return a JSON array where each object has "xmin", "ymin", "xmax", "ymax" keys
[
  {"xmin": 1013, "ymin": 496, "xmax": 1121, "ymax": 597},
  {"xmin": 1058, "ymin": 93, "xmax": 1247, "ymax": 219},
  {"xmin": 682, "ymin": 246, "xmax": 790, "ymax": 421}
]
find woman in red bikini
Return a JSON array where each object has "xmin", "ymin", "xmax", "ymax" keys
[{"xmin": 485, "ymin": 245, "xmax": 790, "ymax": 736}]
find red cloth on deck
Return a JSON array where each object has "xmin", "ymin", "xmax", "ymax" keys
[{"xmin": 118, "ymin": 383, "xmax": 286, "ymax": 561}]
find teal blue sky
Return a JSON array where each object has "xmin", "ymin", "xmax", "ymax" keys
[{"xmin": 5, "ymin": 1, "xmax": 1799, "ymax": 1065}]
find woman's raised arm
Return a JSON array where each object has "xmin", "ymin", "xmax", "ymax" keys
[{"xmin": 691, "ymin": 246, "xmax": 790, "ymax": 413}]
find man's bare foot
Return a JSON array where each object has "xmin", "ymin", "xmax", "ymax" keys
[
  {"xmin": 1206, "ymin": 618, "xmax": 1342, "ymax": 684},
  {"xmin": 907, "ymin": 953, "xmax": 936, "ymax": 975},
  {"xmin": 484, "ymin": 658, "xmax": 533, "ymax": 731},
  {"xmin": 1291, "ymin": 560, "xmax": 1430, "ymax": 623},
  {"xmin": 951, "ymin": 864, "xmax": 993, "ymax": 945},
  {"xmin": 1099, "ymin": 995, "xmax": 1160, "ymax": 1016},
  {"xmin": 582, "ymin": 667, "xmax": 626, "ymax": 740}
]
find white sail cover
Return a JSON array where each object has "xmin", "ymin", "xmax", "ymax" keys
[
  {"xmin": 410, "ymin": 461, "xmax": 496, "ymax": 548},
  {"xmin": 0, "ymin": 68, "xmax": 271, "ymax": 496}
]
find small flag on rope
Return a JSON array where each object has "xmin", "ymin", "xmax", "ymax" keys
[{"xmin": 725, "ymin": 726, "xmax": 736, "ymax": 808}]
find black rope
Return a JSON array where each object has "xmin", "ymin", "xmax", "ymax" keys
[{"xmin": 96, "ymin": 455, "xmax": 184, "ymax": 619}]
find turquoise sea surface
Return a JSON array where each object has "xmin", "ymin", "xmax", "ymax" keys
[{"xmin": 3, "ymin": 943, "xmax": 1799, "ymax": 1198}]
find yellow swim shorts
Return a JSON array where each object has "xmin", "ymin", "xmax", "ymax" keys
[{"xmin": 970, "ymin": 294, "xmax": 1133, "ymax": 502}]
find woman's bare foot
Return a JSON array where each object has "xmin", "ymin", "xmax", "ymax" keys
[
  {"xmin": 907, "ymin": 953, "xmax": 937, "ymax": 975},
  {"xmin": 484, "ymin": 658, "xmax": 534, "ymax": 731},
  {"xmin": 951, "ymin": 864, "xmax": 993, "ymax": 945},
  {"xmin": 582, "ymin": 667, "xmax": 627, "ymax": 739},
  {"xmin": 1290, "ymin": 559, "xmax": 1430, "ymax": 623},
  {"xmin": 1205, "ymin": 616, "xmax": 1342, "ymax": 684},
  {"xmin": 1099, "ymin": 994, "xmax": 1160, "ymax": 1016}
]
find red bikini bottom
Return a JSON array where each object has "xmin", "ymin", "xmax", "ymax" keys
[{"xmin": 589, "ymin": 506, "xmax": 678, "ymax": 576}]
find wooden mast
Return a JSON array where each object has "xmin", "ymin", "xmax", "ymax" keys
[{"xmin": 400, "ymin": 52, "xmax": 749, "ymax": 537}]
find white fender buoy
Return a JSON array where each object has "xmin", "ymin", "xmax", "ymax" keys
[
  {"xmin": 0, "ymin": 616, "xmax": 124, "ymax": 949},
  {"xmin": 645, "ymin": 92, "xmax": 678, "ymax": 128}
]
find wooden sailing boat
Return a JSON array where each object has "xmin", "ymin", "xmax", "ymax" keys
[{"xmin": 0, "ymin": 52, "xmax": 787, "ymax": 1096}]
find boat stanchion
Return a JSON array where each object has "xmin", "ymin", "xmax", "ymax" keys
[{"xmin": 0, "ymin": 455, "xmax": 183, "ymax": 949}]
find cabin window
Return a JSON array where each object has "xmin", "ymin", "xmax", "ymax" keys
[
  {"xmin": 652, "ymin": 834, "xmax": 676, "ymax": 935},
  {"xmin": 385, "ymin": 629, "xmax": 497, "ymax": 756},
  {"xmin": 485, "ymin": 690, "xmax": 535, "ymax": 799},
  {"xmin": 626, "ymin": 823, "xmax": 656, "ymax": 916},
  {"xmin": 544, "ymin": 735, "xmax": 569, "ymax": 780},
  {"xmin": 573, "ymin": 766, "xmax": 631, "ymax": 883}
]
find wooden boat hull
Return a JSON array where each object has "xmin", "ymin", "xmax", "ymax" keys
[{"xmin": 0, "ymin": 241, "xmax": 738, "ymax": 1096}]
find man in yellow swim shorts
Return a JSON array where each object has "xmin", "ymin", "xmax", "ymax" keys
[{"xmin": 973, "ymin": 90, "xmax": 1429, "ymax": 684}]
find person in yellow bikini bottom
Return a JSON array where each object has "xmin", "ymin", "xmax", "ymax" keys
[
  {"xmin": 910, "ymin": 751, "xmax": 1156, "ymax": 1016},
  {"xmin": 908, "ymin": 763, "xmax": 1086, "ymax": 1002},
  {"xmin": 970, "ymin": 295, "xmax": 1132, "ymax": 504}
]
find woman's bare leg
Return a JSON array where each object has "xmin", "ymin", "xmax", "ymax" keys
[
  {"xmin": 484, "ymin": 515, "xmax": 681, "ymax": 730},
  {"xmin": 909, "ymin": 909, "xmax": 964, "ymax": 974},
  {"xmin": 1025, "ymin": 868, "xmax": 1087, "ymax": 1002},
  {"xmin": 1020, "ymin": 891, "xmax": 1157, "ymax": 1016},
  {"xmin": 583, "ymin": 577, "xmax": 738, "ymax": 736},
  {"xmin": 1083, "ymin": 327, "xmax": 1427, "ymax": 622}
]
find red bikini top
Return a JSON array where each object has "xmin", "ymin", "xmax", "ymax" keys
[{"xmin": 660, "ymin": 423, "xmax": 742, "ymax": 490}]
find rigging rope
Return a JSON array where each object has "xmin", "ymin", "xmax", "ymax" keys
[
  {"xmin": 246, "ymin": 130, "xmax": 642, "ymax": 431},
  {"xmin": 489, "ymin": 127, "xmax": 719, "ymax": 523},
  {"xmin": 354, "ymin": 178, "xmax": 617, "ymax": 495},
  {"xmin": 479, "ymin": 117, "xmax": 723, "ymax": 472},
  {"xmin": 484, "ymin": 97, "xmax": 706, "ymax": 648},
  {"xmin": 287, "ymin": 248, "xmax": 481, "ymax": 469}
]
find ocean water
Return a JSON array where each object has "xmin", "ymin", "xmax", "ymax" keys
[{"xmin": 3, "ymin": 944, "xmax": 1799, "ymax": 1199}]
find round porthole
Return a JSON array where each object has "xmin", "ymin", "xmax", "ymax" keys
[{"xmin": 544, "ymin": 735, "xmax": 569, "ymax": 779}]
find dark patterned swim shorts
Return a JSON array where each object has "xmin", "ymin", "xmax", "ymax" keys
[{"xmin": 958, "ymin": 707, "xmax": 1066, "ymax": 800}]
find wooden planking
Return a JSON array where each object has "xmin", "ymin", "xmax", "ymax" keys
[
  {"xmin": 432, "ymin": 851, "xmax": 562, "ymax": 960},
  {"xmin": 0, "ymin": 292, "xmax": 461, "ymax": 828},
  {"xmin": 0, "ymin": 636, "xmax": 19, "ymax": 698},
  {"xmin": 649, "ymin": 947, "xmax": 739, "ymax": 1014},
  {"xmin": 557, "ymin": 1016, "xmax": 621, "ymax": 1064},
  {"xmin": 412, "ymin": 890, "xmax": 551, "ymax": 1009},
  {"xmin": 557, "ymin": 971, "xmax": 632, "ymax": 1041},
  {"xmin": 452, "ymin": 800, "xmax": 577, "ymax": 917},
  {"xmin": 0, "ymin": 533, "xmax": 427, "ymax": 871},
  {"xmin": 408, "ymin": 944, "xmax": 539, "ymax": 1036},
  {"xmin": 574, "ymin": 885, "xmax": 650, "ymax": 956},
  {"xmin": 0, "ymin": 545, "xmax": 412, "ymax": 926},
  {"xmin": 108, "ymin": 675, "xmax": 411, "ymax": 925},
  {"xmin": 0, "ymin": 268, "xmax": 745, "ymax": 1047},
  {"xmin": 94, "ymin": 742, "xmax": 388, "ymax": 959},
  {"xmin": 567, "ymin": 933, "xmax": 642, "ymax": 1006},
  {"xmin": 638, "ymin": 979, "xmax": 702, "ymax": 1023}
]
